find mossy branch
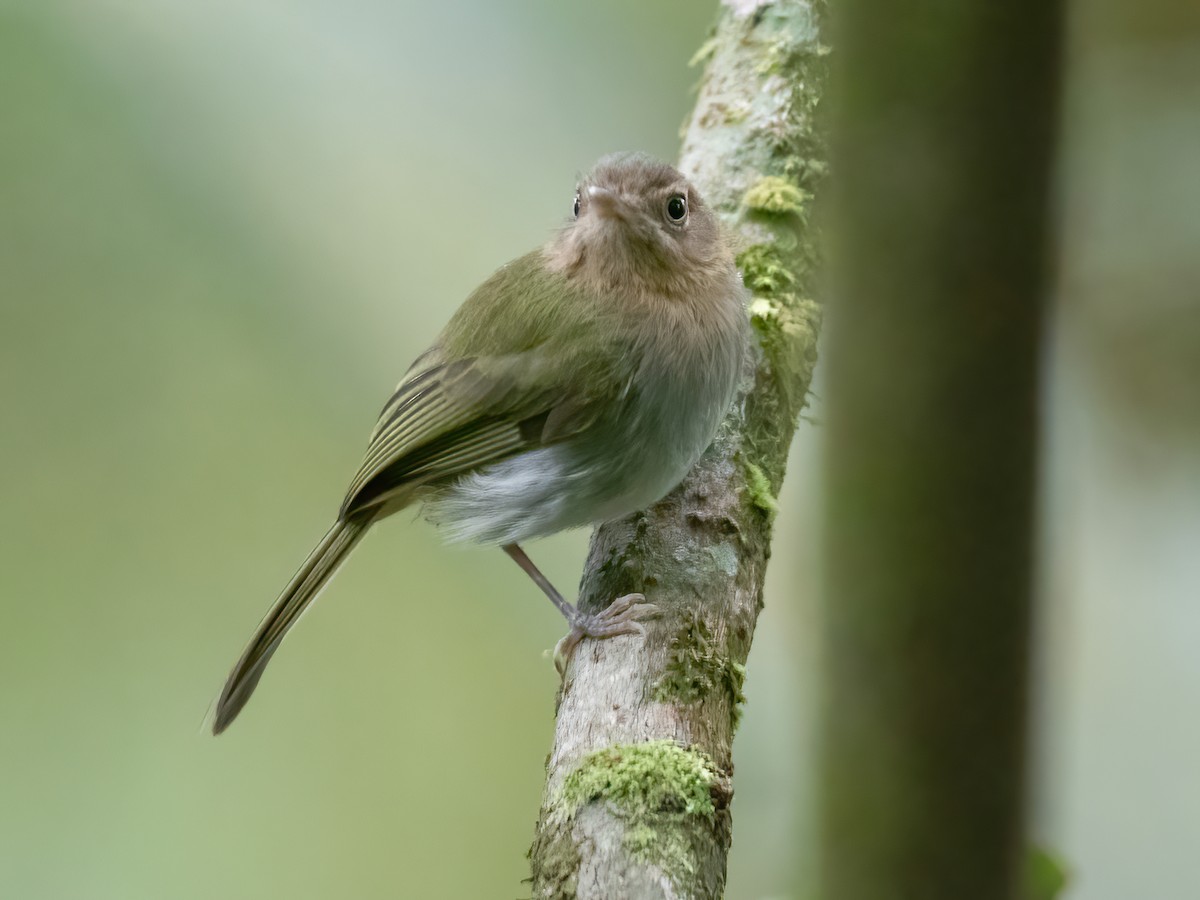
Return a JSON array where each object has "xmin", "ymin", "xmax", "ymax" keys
[{"xmin": 528, "ymin": 2, "xmax": 827, "ymax": 897}]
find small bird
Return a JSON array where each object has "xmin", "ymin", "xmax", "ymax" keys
[{"xmin": 212, "ymin": 153, "xmax": 746, "ymax": 734}]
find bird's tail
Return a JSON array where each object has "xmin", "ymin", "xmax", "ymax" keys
[{"xmin": 212, "ymin": 516, "xmax": 371, "ymax": 734}]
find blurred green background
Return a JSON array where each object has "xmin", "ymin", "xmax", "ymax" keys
[{"xmin": 0, "ymin": 1, "xmax": 1196, "ymax": 898}]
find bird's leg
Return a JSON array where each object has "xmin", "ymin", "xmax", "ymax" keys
[{"xmin": 502, "ymin": 543, "xmax": 657, "ymax": 674}]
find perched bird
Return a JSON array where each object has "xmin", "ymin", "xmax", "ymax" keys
[{"xmin": 212, "ymin": 153, "xmax": 746, "ymax": 734}]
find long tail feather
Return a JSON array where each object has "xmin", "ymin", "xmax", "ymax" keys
[{"xmin": 212, "ymin": 516, "xmax": 370, "ymax": 734}]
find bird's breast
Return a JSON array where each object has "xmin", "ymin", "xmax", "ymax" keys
[{"xmin": 573, "ymin": 297, "xmax": 744, "ymax": 518}]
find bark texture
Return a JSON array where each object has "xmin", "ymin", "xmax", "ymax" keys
[
  {"xmin": 528, "ymin": 1, "xmax": 827, "ymax": 897},
  {"xmin": 817, "ymin": 1, "xmax": 1063, "ymax": 899}
]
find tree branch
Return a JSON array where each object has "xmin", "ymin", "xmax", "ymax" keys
[{"xmin": 528, "ymin": 2, "xmax": 828, "ymax": 896}]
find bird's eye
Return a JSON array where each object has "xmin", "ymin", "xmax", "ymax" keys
[
  {"xmin": 573, "ymin": 192, "xmax": 581, "ymax": 218},
  {"xmin": 666, "ymin": 194, "xmax": 688, "ymax": 223}
]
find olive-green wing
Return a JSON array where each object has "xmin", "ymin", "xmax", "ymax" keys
[{"xmin": 339, "ymin": 347, "xmax": 620, "ymax": 518}]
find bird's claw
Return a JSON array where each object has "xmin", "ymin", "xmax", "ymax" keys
[{"xmin": 554, "ymin": 593, "xmax": 659, "ymax": 675}]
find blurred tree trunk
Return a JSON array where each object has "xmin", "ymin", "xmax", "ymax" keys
[
  {"xmin": 818, "ymin": 1, "xmax": 1064, "ymax": 899},
  {"xmin": 528, "ymin": 1, "xmax": 827, "ymax": 897}
]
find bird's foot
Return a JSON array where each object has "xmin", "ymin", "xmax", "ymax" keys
[{"xmin": 554, "ymin": 593, "xmax": 659, "ymax": 675}]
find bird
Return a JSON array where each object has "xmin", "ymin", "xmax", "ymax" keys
[{"xmin": 212, "ymin": 152, "xmax": 746, "ymax": 734}]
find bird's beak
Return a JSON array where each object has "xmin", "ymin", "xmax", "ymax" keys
[{"xmin": 587, "ymin": 185, "xmax": 627, "ymax": 221}]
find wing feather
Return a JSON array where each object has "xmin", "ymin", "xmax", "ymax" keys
[
  {"xmin": 337, "ymin": 254, "xmax": 634, "ymax": 519},
  {"xmin": 339, "ymin": 349, "xmax": 614, "ymax": 519}
]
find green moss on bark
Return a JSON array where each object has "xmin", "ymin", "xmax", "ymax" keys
[
  {"xmin": 739, "ymin": 242, "xmax": 821, "ymax": 420},
  {"xmin": 743, "ymin": 175, "xmax": 808, "ymax": 216},
  {"xmin": 554, "ymin": 740, "xmax": 720, "ymax": 884},
  {"xmin": 743, "ymin": 461, "xmax": 780, "ymax": 520},
  {"xmin": 655, "ymin": 611, "xmax": 747, "ymax": 729},
  {"xmin": 739, "ymin": 242, "xmax": 798, "ymax": 296}
]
